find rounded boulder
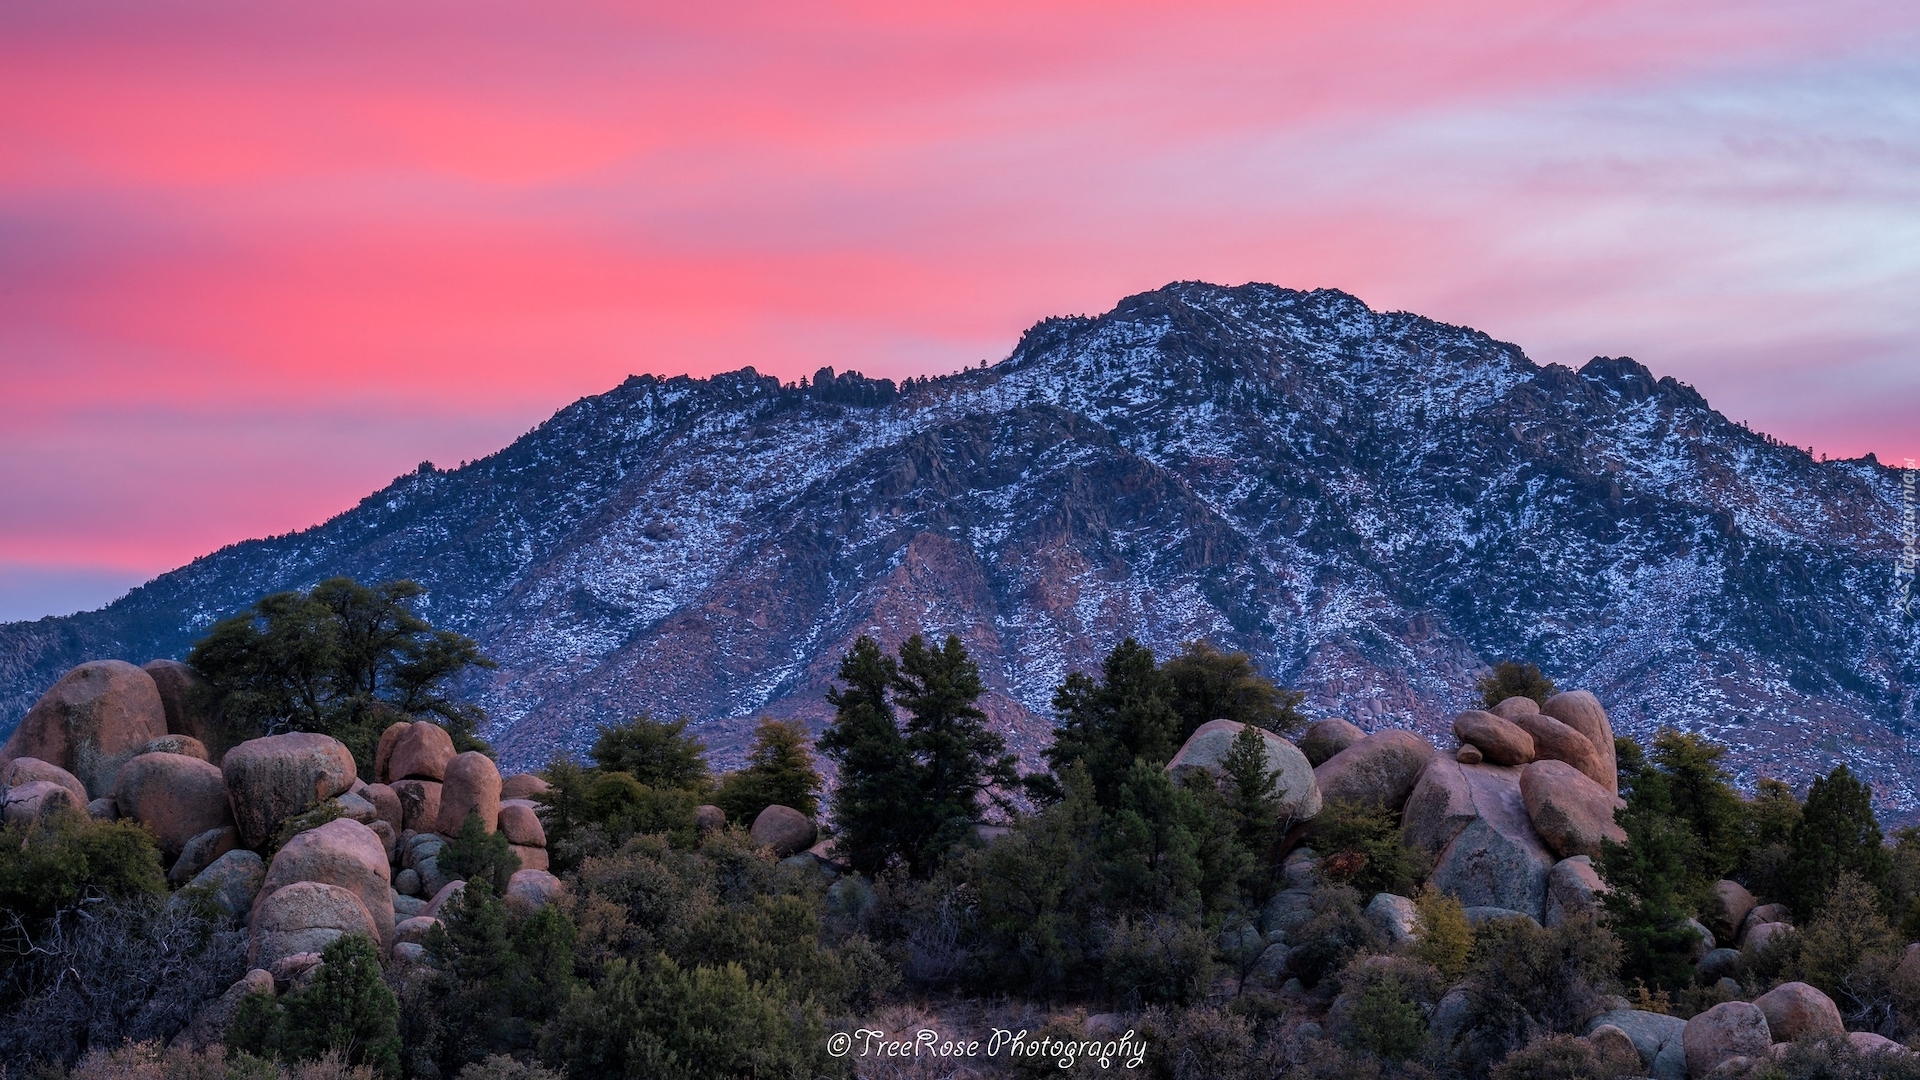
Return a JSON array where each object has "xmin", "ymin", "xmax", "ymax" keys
[
  {"xmin": 249, "ymin": 880, "xmax": 379, "ymax": 970},
  {"xmin": 141, "ymin": 734, "xmax": 208, "ymax": 761},
  {"xmin": 1683, "ymin": 1001, "xmax": 1771, "ymax": 1078},
  {"xmin": 1753, "ymin": 982, "xmax": 1843, "ymax": 1043},
  {"xmin": 386, "ymin": 722, "xmax": 456, "ymax": 784},
  {"xmin": 221, "ymin": 732, "xmax": 356, "ymax": 849},
  {"xmin": 1451, "ymin": 710, "xmax": 1534, "ymax": 767},
  {"xmin": 142, "ymin": 660, "xmax": 222, "ymax": 753},
  {"xmin": 435, "ymin": 751, "xmax": 501, "ymax": 836},
  {"xmin": 500, "ymin": 773, "xmax": 551, "ymax": 801},
  {"xmin": 1313, "ymin": 730, "xmax": 1435, "ymax": 812},
  {"xmin": 3, "ymin": 659, "xmax": 167, "ymax": 798},
  {"xmin": 181, "ymin": 848, "xmax": 266, "ymax": 922},
  {"xmin": 392, "ymin": 778, "xmax": 442, "ymax": 834},
  {"xmin": 750, "ymin": 804, "xmax": 816, "ymax": 856},
  {"xmin": 498, "ymin": 801, "xmax": 546, "ymax": 847},
  {"xmin": 694, "ymin": 804, "xmax": 726, "ymax": 832},
  {"xmin": 0, "ymin": 757, "xmax": 88, "ymax": 809},
  {"xmin": 1540, "ymin": 690, "xmax": 1617, "ymax": 795},
  {"xmin": 1167, "ymin": 719, "xmax": 1322, "ymax": 820},
  {"xmin": 506, "ymin": 868, "xmax": 564, "ymax": 911},
  {"xmin": 1519, "ymin": 759, "xmax": 1626, "ymax": 859},
  {"xmin": 1702, "ymin": 879, "xmax": 1758, "ymax": 944},
  {"xmin": 1514, "ymin": 712, "xmax": 1607, "ymax": 789},
  {"xmin": 1298, "ymin": 718, "xmax": 1367, "ymax": 767},
  {"xmin": 115, "ymin": 751, "xmax": 234, "ymax": 859},
  {"xmin": 253, "ymin": 817, "xmax": 393, "ymax": 949},
  {"xmin": 1490, "ymin": 695, "xmax": 1540, "ymax": 720},
  {"xmin": 2, "ymin": 780, "xmax": 77, "ymax": 823}
]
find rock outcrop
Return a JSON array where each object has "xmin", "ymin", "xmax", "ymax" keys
[
  {"xmin": 1314, "ymin": 730, "xmax": 1433, "ymax": 811},
  {"xmin": 1682, "ymin": 1001, "xmax": 1771, "ymax": 1078},
  {"xmin": 1753, "ymin": 982, "xmax": 1843, "ymax": 1042},
  {"xmin": 1402, "ymin": 757, "xmax": 1555, "ymax": 918},
  {"xmin": 1541, "ymin": 691, "xmax": 1617, "ymax": 795},
  {"xmin": 1451, "ymin": 710, "xmax": 1534, "ymax": 767},
  {"xmin": 1518, "ymin": 759, "xmax": 1625, "ymax": 859},
  {"xmin": 222, "ymin": 732, "xmax": 356, "ymax": 848},
  {"xmin": 253, "ymin": 817, "xmax": 394, "ymax": 950},
  {"xmin": 1297, "ymin": 719, "xmax": 1365, "ymax": 767},
  {"xmin": 1167, "ymin": 719, "xmax": 1321, "ymax": 820},
  {"xmin": 1, "ymin": 660, "xmax": 167, "ymax": 797}
]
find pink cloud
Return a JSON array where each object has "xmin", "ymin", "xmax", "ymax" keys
[{"xmin": 2, "ymin": 0, "xmax": 1917, "ymax": 612}]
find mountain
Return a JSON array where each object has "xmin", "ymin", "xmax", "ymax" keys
[{"xmin": 3, "ymin": 283, "xmax": 1914, "ymax": 810}]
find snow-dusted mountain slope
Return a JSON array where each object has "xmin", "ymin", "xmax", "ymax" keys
[{"xmin": 4, "ymin": 283, "xmax": 1914, "ymax": 808}]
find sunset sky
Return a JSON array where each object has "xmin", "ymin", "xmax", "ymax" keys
[{"xmin": 3, "ymin": 1, "xmax": 1918, "ymax": 621}]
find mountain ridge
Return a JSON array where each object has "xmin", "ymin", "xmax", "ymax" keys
[{"xmin": 4, "ymin": 282, "xmax": 1913, "ymax": 810}]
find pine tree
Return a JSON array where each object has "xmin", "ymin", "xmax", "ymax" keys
[
  {"xmin": 1788, "ymin": 764, "xmax": 1890, "ymax": 919},
  {"xmin": 1475, "ymin": 661, "xmax": 1557, "ymax": 709},
  {"xmin": 588, "ymin": 714, "xmax": 711, "ymax": 791},
  {"xmin": 892, "ymin": 633, "xmax": 1017, "ymax": 874},
  {"xmin": 1597, "ymin": 767, "xmax": 1700, "ymax": 992},
  {"xmin": 1651, "ymin": 728, "xmax": 1746, "ymax": 880},
  {"xmin": 716, "ymin": 717, "xmax": 823, "ymax": 822},
  {"xmin": 818, "ymin": 636, "xmax": 915, "ymax": 874},
  {"xmin": 1220, "ymin": 723, "xmax": 1281, "ymax": 850},
  {"xmin": 1161, "ymin": 640, "xmax": 1306, "ymax": 736},
  {"xmin": 1042, "ymin": 638, "xmax": 1182, "ymax": 806}
]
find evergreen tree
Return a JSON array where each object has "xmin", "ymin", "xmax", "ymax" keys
[
  {"xmin": 1650, "ymin": 728, "xmax": 1746, "ymax": 880},
  {"xmin": 1597, "ymin": 767, "xmax": 1700, "ymax": 992},
  {"xmin": 818, "ymin": 636, "xmax": 915, "ymax": 875},
  {"xmin": 1042, "ymin": 638, "xmax": 1182, "ymax": 806},
  {"xmin": 1161, "ymin": 640, "xmax": 1306, "ymax": 736},
  {"xmin": 1475, "ymin": 661, "xmax": 1557, "ymax": 709},
  {"xmin": 589, "ymin": 714, "xmax": 711, "ymax": 791},
  {"xmin": 892, "ymin": 633, "xmax": 1017, "ymax": 874},
  {"xmin": 190, "ymin": 576, "xmax": 493, "ymax": 768},
  {"xmin": 232, "ymin": 933, "xmax": 402, "ymax": 1076},
  {"xmin": 1787, "ymin": 764, "xmax": 1890, "ymax": 920},
  {"xmin": 440, "ymin": 811, "xmax": 521, "ymax": 894},
  {"xmin": 408, "ymin": 879, "xmax": 576, "ymax": 1074},
  {"xmin": 1220, "ymin": 722, "xmax": 1281, "ymax": 851},
  {"xmin": 715, "ymin": 717, "xmax": 822, "ymax": 823}
]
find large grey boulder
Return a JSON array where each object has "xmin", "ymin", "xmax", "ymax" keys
[
  {"xmin": 249, "ymin": 881, "xmax": 379, "ymax": 970},
  {"xmin": 1587, "ymin": 1008, "xmax": 1687, "ymax": 1080},
  {"xmin": 179, "ymin": 848, "xmax": 266, "ymax": 923},
  {"xmin": 2, "ymin": 660, "xmax": 167, "ymax": 798},
  {"xmin": 1366, "ymin": 893, "xmax": 1419, "ymax": 945},
  {"xmin": 1167, "ymin": 719, "xmax": 1321, "ymax": 821},
  {"xmin": 1313, "ymin": 730, "xmax": 1434, "ymax": 812},
  {"xmin": 1407, "ymin": 758, "xmax": 1555, "ymax": 919}
]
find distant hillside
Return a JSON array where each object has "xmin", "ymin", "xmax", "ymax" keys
[{"xmin": 3, "ymin": 283, "xmax": 1914, "ymax": 808}]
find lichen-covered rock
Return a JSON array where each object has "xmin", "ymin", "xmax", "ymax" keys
[
  {"xmin": 1297, "ymin": 718, "xmax": 1366, "ymax": 767},
  {"xmin": 694, "ymin": 804, "xmax": 726, "ymax": 832},
  {"xmin": 1313, "ymin": 730, "xmax": 1434, "ymax": 812},
  {"xmin": 142, "ymin": 660, "xmax": 222, "ymax": 753},
  {"xmin": 170, "ymin": 826, "xmax": 240, "ymax": 886},
  {"xmin": 392, "ymin": 778, "xmax": 443, "ymax": 834},
  {"xmin": 1451, "ymin": 710, "xmax": 1534, "ymax": 767},
  {"xmin": 1753, "ymin": 982, "xmax": 1843, "ymax": 1042},
  {"xmin": 115, "ymin": 751, "xmax": 234, "ymax": 859},
  {"xmin": 363, "ymin": 782, "xmax": 402, "ymax": 830},
  {"xmin": 1519, "ymin": 759, "xmax": 1625, "ymax": 859},
  {"xmin": 751, "ymin": 804, "xmax": 816, "ymax": 856},
  {"xmin": 221, "ymin": 732, "xmax": 356, "ymax": 848},
  {"xmin": 386, "ymin": 722, "xmax": 456, "ymax": 784},
  {"xmin": 3, "ymin": 660, "xmax": 167, "ymax": 798},
  {"xmin": 1544, "ymin": 855, "xmax": 1606, "ymax": 928},
  {"xmin": 253, "ymin": 817, "xmax": 393, "ymax": 949},
  {"xmin": 1409, "ymin": 759, "xmax": 1555, "ymax": 919},
  {"xmin": 506, "ymin": 868, "xmax": 564, "ymax": 911},
  {"xmin": 435, "ymin": 751, "xmax": 501, "ymax": 836},
  {"xmin": 1684, "ymin": 1001, "xmax": 1770, "ymax": 1078},
  {"xmin": 2, "ymin": 780, "xmax": 77, "ymax": 822},
  {"xmin": 0, "ymin": 757, "xmax": 88, "ymax": 808},
  {"xmin": 394, "ymin": 868, "xmax": 421, "ymax": 897},
  {"xmin": 1244, "ymin": 943, "xmax": 1292, "ymax": 989},
  {"xmin": 1541, "ymin": 691, "xmax": 1617, "ymax": 795},
  {"xmin": 1167, "ymin": 719, "xmax": 1321, "ymax": 820},
  {"xmin": 141, "ymin": 734, "xmax": 208, "ymax": 761},
  {"xmin": 180, "ymin": 848, "xmax": 265, "ymax": 923},
  {"xmin": 249, "ymin": 881, "xmax": 378, "ymax": 970},
  {"xmin": 1366, "ymin": 893, "xmax": 1418, "ymax": 945}
]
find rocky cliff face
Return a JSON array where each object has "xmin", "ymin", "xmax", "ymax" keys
[{"xmin": 3, "ymin": 283, "xmax": 1913, "ymax": 808}]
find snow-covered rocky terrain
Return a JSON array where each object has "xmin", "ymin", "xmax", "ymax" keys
[{"xmin": 3, "ymin": 283, "xmax": 1914, "ymax": 809}]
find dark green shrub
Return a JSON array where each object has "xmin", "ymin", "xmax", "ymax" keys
[
  {"xmin": 1098, "ymin": 915, "xmax": 1215, "ymax": 1005},
  {"xmin": 405, "ymin": 878, "xmax": 575, "ymax": 1076},
  {"xmin": 1454, "ymin": 915, "xmax": 1620, "ymax": 1073},
  {"xmin": 1311, "ymin": 799, "xmax": 1432, "ymax": 898},
  {"xmin": 589, "ymin": 715, "xmax": 712, "ymax": 791},
  {"xmin": 1487, "ymin": 1033, "xmax": 1640, "ymax": 1080},
  {"xmin": 0, "ymin": 809, "xmax": 166, "ymax": 935},
  {"xmin": 230, "ymin": 933, "xmax": 401, "ymax": 1077},
  {"xmin": 1788, "ymin": 765, "xmax": 1890, "ymax": 922},
  {"xmin": 1161, "ymin": 639, "xmax": 1307, "ymax": 737},
  {"xmin": 439, "ymin": 811, "xmax": 521, "ymax": 894},
  {"xmin": 1288, "ymin": 886, "xmax": 1386, "ymax": 988},
  {"xmin": 713, "ymin": 717, "xmax": 821, "ymax": 823},
  {"xmin": 1475, "ymin": 662, "xmax": 1556, "ymax": 709}
]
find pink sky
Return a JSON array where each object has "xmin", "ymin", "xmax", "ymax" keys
[{"xmin": 3, "ymin": 0, "xmax": 1918, "ymax": 620}]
